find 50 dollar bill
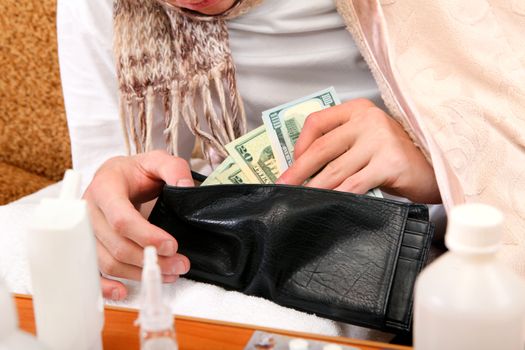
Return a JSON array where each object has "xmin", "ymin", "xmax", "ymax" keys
[{"xmin": 224, "ymin": 125, "xmax": 280, "ymax": 184}]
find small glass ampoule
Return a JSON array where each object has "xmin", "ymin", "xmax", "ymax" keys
[{"xmin": 136, "ymin": 246, "xmax": 178, "ymax": 350}]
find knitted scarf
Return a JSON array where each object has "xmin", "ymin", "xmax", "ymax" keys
[{"xmin": 113, "ymin": 0, "xmax": 262, "ymax": 159}]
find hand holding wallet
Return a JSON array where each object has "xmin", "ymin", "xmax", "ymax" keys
[{"xmin": 149, "ymin": 183, "xmax": 434, "ymax": 333}]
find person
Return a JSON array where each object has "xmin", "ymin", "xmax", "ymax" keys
[{"xmin": 57, "ymin": 0, "xmax": 525, "ymax": 304}]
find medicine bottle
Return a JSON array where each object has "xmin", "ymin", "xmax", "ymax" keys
[
  {"xmin": 137, "ymin": 246, "xmax": 178, "ymax": 350},
  {"xmin": 414, "ymin": 203, "xmax": 525, "ymax": 350},
  {"xmin": 0, "ymin": 277, "xmax": 48, "ymax": 349},
  {"xmin": 27, "ymin": 170, "xmax": 103, "ymax": 350}
]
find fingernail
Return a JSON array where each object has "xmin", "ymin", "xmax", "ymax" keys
[
  {"xmin": 176, "ymin": 178, "xmax": 194, "ymax": 187},
  {"xmin": 111, "ymin": 288, "xmax": 120, "ymax": 300},
  {"xmin": 172, "ymin": 260, "xmax": 188, "ymax": 275},
  {"xmin": 158, "ymin": 240, "xmax": 176, "ymax": 256},
  {"xmin": 164, "ymin": 275, "xmax": 178, "ymax": 283}
]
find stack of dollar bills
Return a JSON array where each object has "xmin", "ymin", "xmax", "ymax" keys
[{"xmin": 201, "ymin": 87, "xmax": 382, "ymax": 198}]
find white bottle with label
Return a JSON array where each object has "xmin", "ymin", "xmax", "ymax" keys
[
  {"xmin": 0, "ymin": 277, "xmax": 48, "ymax": 349},
  {"xmin": 414, "ymin": 203, "xmax": 525, "ymax": 350},
  {"xmin": 27, "ymin": 170, "xmax": 104, "ymax": 350}
]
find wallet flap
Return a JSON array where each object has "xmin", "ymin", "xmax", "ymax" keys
[{"xmin": 149, "ymin": 189, "xmax": 260, "ymax": 289}]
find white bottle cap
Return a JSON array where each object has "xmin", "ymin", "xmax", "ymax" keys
[
  {"xmin": 445, "ymin": 203, "xmax": 503, "ymax": 254},
  {"xmin": 289, "ymin": 338, "xmax": 309, "ymax": 350},
  {"xmin": 59, "ymin": 169, "xmax": 81, "ymax": 200}
]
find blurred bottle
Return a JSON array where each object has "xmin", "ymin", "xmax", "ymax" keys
[
  {"xmin": 27, "ymin": 170, "xmax": 104, "ymax": 350},
  {"xmin": 288, "ymin": 338, "xmax": 308, "ymax": 350},
  {"xmin": 136, "ymin": 246, "xmax": 178, "ymax": 350},
  {"xmin": 414, "ymin": 203, "xmax": 525, "ymax": 350},
  {"xmin": 0, "ymin": 277, "xmax": 48, "ymax": 349},
  {"xmin": 254, "ymin": 333, "xmax": 275, "ymax": 350}
]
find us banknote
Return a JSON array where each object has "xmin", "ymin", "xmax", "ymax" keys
[
  {"xmin": 201, "ymin": 156, "xmax": 233, "ymax": 185},
  {"xmin": 215, "ymin": 158, "xmax": 251, "ymax": 184},
  {"xmin": 262, "ymin": 87, "xmax": 341, "ymax": 173},
  {"xmin": 204, "ymin": 87, "xmax": 382, "ymax": 198},
  {"xmin": 261, "ymin": 87, "xmax": 382, "ymax": 197},
  {"xmin": 224, "ymin": 125, "xmax": 279, "ymax": 184},
  {"xmin": 201, "ymin": 155, "xmax": 254, "ymax": 185}
]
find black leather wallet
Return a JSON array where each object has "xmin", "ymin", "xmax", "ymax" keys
[{"xmin": 149, "ymin": 183, "xmax": 434, "ymax": 333}]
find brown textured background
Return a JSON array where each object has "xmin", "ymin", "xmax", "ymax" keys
[{"xmin": 0, "ymin": 0, "xmax": 71, "ymax": 204}]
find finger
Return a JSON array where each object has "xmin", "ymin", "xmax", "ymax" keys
[
  {"xmin": 86, "ymin": 152, "xmax": 193, "ymax": 207},
  {"xmin": 98, "ymin": 241, "xmax": 184, "ymax": 282},
  {"xmin": 277, "ymin": 122, "xmax": 355, "ymax": 185},
  {"xmin": 86, "ymin": 165, "xmax": 180, "ymax": 257},
  {"xmin": 334, "ymin": 163, "xmax": 385, "ymax": 194},
  {"xmin": 97, "ymin": 241, "xmax": 143, "ymax": 281},
  {"xmin": 100, "ymin": 273, "xmax": 178, "ymax": 301},
  {"xmin": 137, "ymin": 150, "xmax": 193, "ymax": 186},
  {"xmin": 101, "ymin": 196, "xmax": 179, "ymax": 257},
  {"xmin": 162, "ymin": 274, "xmax": 180, "ymax": 283},
  {"xmin": 91, "ymin": 204, "xmax": 190, "ymax": 274},
  {"xmin": 101, "ymin": 276, "xmax": 127, "ymax": 301},
  {"xmin": 294, "ymin": 99, "xmax": 374, "ymax": 160},
  {"xmin": 160, "ymin": 254, "xmax": 191, "ymax": 276},
  {"xmin": 90, "ymin": 203, "xmax": 145, "ymax": 266},
  {"xmin": 306, "ymin": 142, "xmax": 371, "ymax": 190}
]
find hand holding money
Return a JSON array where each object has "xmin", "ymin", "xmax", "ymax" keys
[
  {"xmin": 202, "ymin": 88, "xmax": 384, "ymax": 198},
  {"xmin": 202, "ymin": 88, "xmax": 338, "ymax": 186},
  {"xmin": 277, "ymin": 98, "xmax": 441, "ymax": 203}
]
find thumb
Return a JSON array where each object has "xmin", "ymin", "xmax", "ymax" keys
[{"xmin": 137, "ymin": 150, "xmax": 193, "ymax": 186}]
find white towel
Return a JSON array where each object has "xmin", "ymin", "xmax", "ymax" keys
[{"xmin": 0, "ymin": 183, "xmax": 394, "ymax": 341}]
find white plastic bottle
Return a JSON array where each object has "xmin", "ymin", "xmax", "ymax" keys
[
  {"xmin": 27, "ymin": 170, "xmax": 104, "ymax": 350},
  {"xmin": 0, "ymin": 277, "xmax": 48, "ymax": 349},
  {"xmin": 414, "ymin": 203, "xmax": 525, "ymax": 350},
  {"xmin": 136, "ymin": 246, "xmax": 178, "ymax": 350}
]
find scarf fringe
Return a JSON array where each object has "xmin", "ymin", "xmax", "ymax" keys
[
  {"xmin": 184, "ymin": 81, "xmax": 228, "ymax": 158},
  {"xmin": 145, "ymin": 86, "xmax": 155, "ymax": 152},
  {"xmin": 165, "ymin": 82, "xmax": 180, "ymax": 155},
  {"xmin": 226, "ymin": 64, "xmax": 247, "ymax": 137},
  {"xmin": 137, "ymin": 97, "xmax": 147, "ymax": 153},
  {"xmin": 128, "ymin": 99, "xmax": 140, "ymax": 154},
  {"xmin": 200, "ymin": 77, "xmax": 229, "ymax": 147},
  {"xmin": 119, "ymin": 95, "xmax": 132, "ymax": 155},
  {"xmin": 119, "ymin": 68, "xmax": 244, "ymax": 160},
  {"xmin": 213, "ymin": 75, "xmax": 235, "ymax": 141}
]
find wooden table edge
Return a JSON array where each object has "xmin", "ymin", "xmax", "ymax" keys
[{"xmin": 14, "ymin": 293, "xmax": 411, "ymax": 350}]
